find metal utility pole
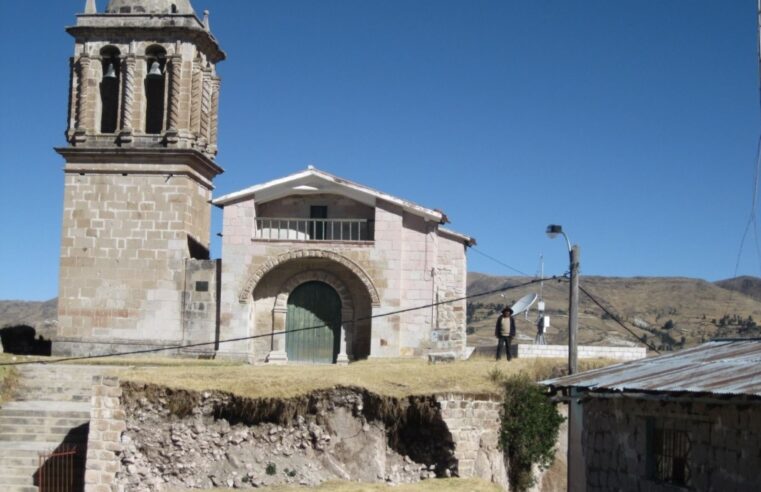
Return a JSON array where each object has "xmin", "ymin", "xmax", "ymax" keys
[
  {"xmin": 546, "ymin": 225, "xmax": 584, "ymax": 491},
  {"xmin": 545, "ymin": 224, "xmax": 580, "ymax": 374},
  {"xmin": 568, "ymin": 245, "xmax": 580, "ymax": 374}
]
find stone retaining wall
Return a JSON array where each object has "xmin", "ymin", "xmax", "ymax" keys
[
  {"xmin": 437, "ymin": 394, "xmax": 508, "ymax": 489},
  {"xmin": 85, "ymin": 375, "xmax": 126, "ymax": 492},
  {"xmin": 515, "ymin": 344, "xmax": 646, "ymax": 361},
  {"xmin": 81, "ymin": 385, "xmax": 569, "ymax": 491}
]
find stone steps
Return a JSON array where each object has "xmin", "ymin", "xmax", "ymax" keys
[
  {"xmin": 0, "ymin": 416, "xmax": 90, "ymax": 428},
  {"xmin": 0, "ymin": 364, "xmax": 101, "ymax": 492},
  {"xmin": 0, "ymin": 485, "xmax": 37, "ymax": 492}
]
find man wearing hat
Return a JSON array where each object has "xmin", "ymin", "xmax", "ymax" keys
[{"xmin": 495, "ymin": 306, "xmax": 516, "ymax": 361}]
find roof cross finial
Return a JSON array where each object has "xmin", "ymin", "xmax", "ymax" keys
[{"xmin": 85, "ymin": 0, "xmax": 97, "ymax": 14}]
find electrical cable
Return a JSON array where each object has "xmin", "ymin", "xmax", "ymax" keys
[
  {"xmin": 0, "ymin": 278, "xmax": 549, "ymax": 367},
  {"xmin": 470, "ymin": 247, "xmax": 531, "ymax": 276},
  {"xmin": 470, "ymin": 246, "xmax": 658, "ymax": 353},
  {"xmin": 578, "ymin": 284, "xmax": 661, "ymax": 354}
]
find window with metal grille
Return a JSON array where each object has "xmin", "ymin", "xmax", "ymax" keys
[{"xmin": 647, "ymin": 419, "xmax": 691, "ymax": 486}]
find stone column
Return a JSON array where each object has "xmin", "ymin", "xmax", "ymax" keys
[
  {"xmin": 74, "ymin": 53, "xmax": 92, "ymax": 143},
  {"xmin": 266, "ymin": 308, "xmax": 288, "ymax": 364},
  {"xmin": 165, "ymin": 55, "xmax": 183, "ymax": 145},
  {"xmin": 208, "ymin": 76, "xmax": 221, "ymax": 155},
  {"xmin": 336, "ymin": 323, "xmax": 349, "ymax": 365},
  {"xmin": 66, "ymin": 57, "xmax": 77, "ymax": 141},
  {"xmin": 119, "ymin": 55, "xmax": 136, "ymax": 143},
  {"xmin": 190, "ymin": 60, "xmax": 203, "ymax": 135},
  {"xmin": 198, "ymin": 66, "xmax": 213, "ymax": 150}
]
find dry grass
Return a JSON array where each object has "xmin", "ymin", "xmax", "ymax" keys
[
  {"xmin": 0, "ymin": 352, "xmax": 613, "ymax": 400},
  {"xmin": 169, "ymin": 478, "xmax": 501, "ymax": 492},
  {"xmin": 0, "ymin": 353, "xmax": 243, "ymax": 367},
  {"xmin": 0, "ymin": 365, "xmax": 17, "ymax": 404},
  {"xmin": 117, "ymin": 356, "xmax": 612, "ymax": 399}
]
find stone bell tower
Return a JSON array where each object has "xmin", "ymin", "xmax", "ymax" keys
[{"xmin": 55, "ymin": 0, "xmax": 225, "ymax": 356}]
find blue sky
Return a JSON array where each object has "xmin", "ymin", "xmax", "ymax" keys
[{"xmin": 1, "ymin": 0, "xmax": 760, "ymax": 300}]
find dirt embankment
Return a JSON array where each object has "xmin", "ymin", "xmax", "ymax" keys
[{"xmin": 118, "ymin": 384, "xmax": 465, "ymax": 491}]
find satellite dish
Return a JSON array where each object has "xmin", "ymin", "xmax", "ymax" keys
[{"xmin": 511, "ymin": 293, "xmax": 538, "ymax": 316}]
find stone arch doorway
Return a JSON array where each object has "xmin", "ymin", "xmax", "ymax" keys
[
  {"xmin": 286, "ymin": 281, "xmax": 341, "ymax": 364},
  {"xmin": 251, "ymin": 259, "xmax": 374, "ymax": 364}
]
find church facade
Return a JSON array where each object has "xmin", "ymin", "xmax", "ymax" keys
[{"xmin": 55, "ymin": 0, "xmax": 474, "ymax": 363}]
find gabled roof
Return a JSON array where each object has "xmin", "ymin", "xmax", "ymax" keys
[
  {"xmin": 213, "ymin": 167, "xmax": 449, "ymax": 223},
  {"xmin": 542, "ymin": 339, "xmax": 761, "ymax": 399},
  {"xmin": 439, "ymin": 227, "xmax": 477, "ymax": 246}
]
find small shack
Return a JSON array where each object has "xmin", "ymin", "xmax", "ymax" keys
[{"xmin": 542, "ymin": 339, "xmax": 761, "ymax": 492}]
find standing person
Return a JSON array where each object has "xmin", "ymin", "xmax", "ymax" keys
[{"xmin": 495, "ymin": 307, "xmax": 516, "ymax": 361}]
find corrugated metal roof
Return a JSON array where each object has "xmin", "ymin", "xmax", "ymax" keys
[{"xmin": 542, "ymin": 339, "xmax": 761, "ymax": 398}]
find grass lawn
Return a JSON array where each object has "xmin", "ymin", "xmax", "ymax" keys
[
  {"xmin": 0, "ymin": 362, "xmax": 17, "ymax": 404},
  {"xmin": 169, "ymin": 478, "xmax": 502, "ymax": 492},
  {"xmin": 116, "ymin": 356, "xmax": 611, "ymax": 399},
  {"xmin": 0, "ymin": 352, "xmax": 612, "ymax": 399}
]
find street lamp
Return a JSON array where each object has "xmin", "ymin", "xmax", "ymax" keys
[
  {"xmin": 545, "ymin": 224, "xmax": 579, "ymax": 375},
  {"xmin": 546, "ymin": 224, "xmax": 582, "ymax": 492}
]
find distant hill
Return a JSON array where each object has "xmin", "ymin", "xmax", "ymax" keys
[
  {"xmin": 0, "ymin": 298, "xmax": 58, "ymax": 341},
  {"xmin": 715, "ymin": 276, "xmax": 761, "ymax": 303},
  {"xmin": 467, "ymin": 273, "xmax": 761, "ymax": 352},
  {"xmin": 3, "ymin": 274, "xmax": 761, "ymax": 354},
  {"xmin": 0, "ymin": 299, "xmax": 57, "ymax": 327}
]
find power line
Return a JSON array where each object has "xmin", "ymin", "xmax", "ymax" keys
[
  {"xmin": 470, "ymin": 246, "xmax": 570, "ymax": 298},
  {"xmin": 469, "ymin": 246, "xmax": 658, "ymax": 353},
  {"xmin": 578, "ymin": 284, "xmax": 661, "ymax": 354},
  {"xmin": 724, "ymin": 3, "xmax": 761, "ymax": 314},
  {"xmin": 0, "ymin": 278, "xmax": 548, "ymax": 367},
  {"xmin": 470, "ymin": 247, "xmax": 531, "ymax": 276}
]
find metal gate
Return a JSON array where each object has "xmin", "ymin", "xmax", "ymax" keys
[
  {"xmin": 38, "ymin": 444, "xmax": 84, "ymax": 492},
  {"xmin": 286, "ymin": 281, "xmax": 341, "ymax": 363}
]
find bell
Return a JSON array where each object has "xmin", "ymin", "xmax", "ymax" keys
[
  {"xmin": 147, "ymin": 61, "xmax": 163, "ymax": 78},
  {"xmin": 104, "ymin": 62, "xmax": 117, "ymax": 79}
]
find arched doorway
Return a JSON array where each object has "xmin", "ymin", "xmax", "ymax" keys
[{"xmin": 286, "ymin": 281, "xmax": 341, "ymax": 363}]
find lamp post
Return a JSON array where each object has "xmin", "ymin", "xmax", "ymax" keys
[
  {"xmin": 546, "ymin": 224, "xmax": 583, "ymax": 492},
  {"xmin": 546, "ymin": 224, "xmax": 579, "ymax": 374}
]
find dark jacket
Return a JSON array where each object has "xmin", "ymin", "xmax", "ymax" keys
[{"xmin": 495, "ymin": 315, "xmax": 516, "ymax": 337}]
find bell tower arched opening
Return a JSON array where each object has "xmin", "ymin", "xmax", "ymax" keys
[
  {"xmin": 99, "ymin": 46, "xmax": 121, "ymax": 134},
  {"xmin": 144, "ymin": 45, "xmax": 167, "ymax": 135}
]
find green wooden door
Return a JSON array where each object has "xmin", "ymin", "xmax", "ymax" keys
[{"xmin": 286, "ymin": 281, "xmax": 341, "ymax": 363}]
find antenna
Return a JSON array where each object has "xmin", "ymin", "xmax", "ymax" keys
[{"xmin": 539, "ymin": 253, "xmax": 544, "ymax": 301}]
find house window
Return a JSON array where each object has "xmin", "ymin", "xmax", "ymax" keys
[{"xmin": 647, "ymin": 419, "xmax": 691, "ymax": 486}]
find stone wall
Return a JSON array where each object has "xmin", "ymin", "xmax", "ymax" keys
[
  {"xmin": 79, "ymin": 381, "xmax": 575, "ymax": 492},
  {"xmin": 181, "ymin": 259, "xmax": 220, "ymax": 355},
  {"xmin": 257, "ymin": 194, "xmax": 375, "ymax": 223},
  {"xmin": 437, "ymin": 394, "xmax": 508, "ymax": 489},
  {"xmin": 434, "ymin": 232, "xmax": 469, "ymax": 354},
  {"xmin": 85, "ymin": 375, "xmax": 126, "ymax": 492},
  {"xmin": 56, "ymin": 171, "xmax": 212, "ymax": 356},
  {"xmin": 515, "ymin": 344, "xmax": 646, "ymax": 362},
  {"xmin": 217, "ymin": 194, "xmax": 471, "ymax": 362},
  {"xmin": 581, "ymin": 395, "xmax": 761, "ymax": 491}
]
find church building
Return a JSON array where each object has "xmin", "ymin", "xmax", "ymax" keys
[{"xmin": 55, "ymin": 0, "xmax": 474, "ymax": 364}]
